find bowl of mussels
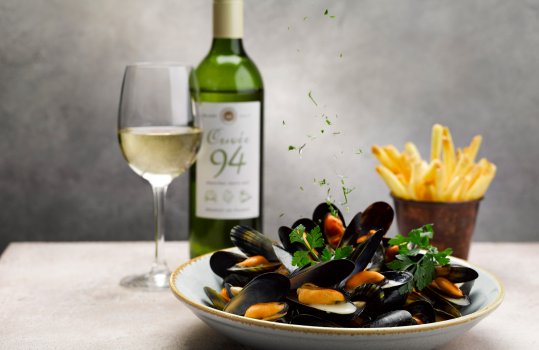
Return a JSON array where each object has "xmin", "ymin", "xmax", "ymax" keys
[{"xmin": 170, "ymin": 202, "xmax": 504, "ymax": 350}]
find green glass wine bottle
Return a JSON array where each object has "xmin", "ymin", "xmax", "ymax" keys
[{"xmin": 189, "ymin": 0, "xmax": 263, "ymax": 257}]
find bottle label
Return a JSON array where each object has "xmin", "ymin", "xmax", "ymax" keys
[{"xmin": 196, "ymin": 101, "xmax": 260, "ymax": 219}]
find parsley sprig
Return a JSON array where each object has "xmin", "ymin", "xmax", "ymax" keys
[
  {"xmin": 388, "ymin": 224, "xmax": 453, "ymax": 294},
  {"xmin": 289, "ymin": 224, "xmax": 352, "ymax": 268}
]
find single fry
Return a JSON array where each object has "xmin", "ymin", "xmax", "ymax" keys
[
  {"xmin": 433, "ymin": 166, "xmax": 445, "ymax": 201},
  {"xmin": 372, "ymin": 145, "xmax": 400, "ymax": 174},
  {"xmin": 464, "ymin": 135, "xmax": 482, "ymax": 163},
  {"xmin": 404, "ymin": 142, "xmax": 422, "ymax": 162},
  {"xmin": 422, "ymin": 159, "xmax": 441, "ymax": 184},
  {"xmin": 384, "ymin": 145, "xmax": 405, "ymax": 174},
  {"xmin": 442, "ymin": 127, "xmax": 456, "ymax": 179},
  {"xmin": 376, "ymin": 165, "xmax": 409, "ymax": 199},
  {"xmin": 430, "ymin": 124, "xmax": 444, "ymax": 161}
]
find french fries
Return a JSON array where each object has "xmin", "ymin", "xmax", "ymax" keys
[{"xmin": 372, "ymin": 124, "xmax": 496, "ymax": 201}]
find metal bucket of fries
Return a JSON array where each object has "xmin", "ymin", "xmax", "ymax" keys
[{"xmin": 392, "ymin": 196, "xmax": 482, "ymax": 259}]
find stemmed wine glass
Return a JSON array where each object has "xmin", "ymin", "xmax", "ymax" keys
[{"xmin": 117, "ymin": 63, "xmax": 201, "ymax": 290}]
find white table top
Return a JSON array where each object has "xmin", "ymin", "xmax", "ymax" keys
[{"xmin": 0, "ymin": 241, "xmax": 535, "ymax": 349}]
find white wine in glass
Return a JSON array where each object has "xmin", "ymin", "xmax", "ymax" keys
[{"xmin": 118, "ymin": 63, "xmax": 201, "ymax": 290}]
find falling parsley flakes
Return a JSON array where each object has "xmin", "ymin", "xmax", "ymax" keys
[
  {"xmin": 323, "ymin": 9, "xmax": 336, "ymax": 19},
  {"xmin": 289, "ymin": 224, "xmax": 352, "ymax": 268},
  {"xmin": 308, "ymin": 90, "xmax": 318, "ymax": 106},
  {"xmin": 325, "ymin": 116, "xmax": 332, "ymax": 126},
  {"xmin": 388, "ymin": 224, "xmax": 453, "ymax": 294}
]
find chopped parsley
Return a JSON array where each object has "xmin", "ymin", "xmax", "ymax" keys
[
  {"xmin": 308, "ymin": 90, "xmax": 318, "ymax": 106},
  {"xmin": 388, "ymin": 224, "xmax": 453, "ymax": 294},
  {"xmin": 290, "ymin": 224, "xmax": 352, "ymax": 268}
]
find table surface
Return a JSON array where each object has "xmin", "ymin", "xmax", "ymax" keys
[{"xmin": 0, "ymin": 241, "xmax": 536, "ymax": 349}]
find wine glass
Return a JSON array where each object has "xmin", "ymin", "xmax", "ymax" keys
[{"xmin": 117, "ymin": 63, "xmax": 201, "ymax": 290}]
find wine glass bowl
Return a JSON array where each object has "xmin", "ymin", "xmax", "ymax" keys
[{"xmin": 118, "ymin": 63, "xmax": 201, "ymax": 290}]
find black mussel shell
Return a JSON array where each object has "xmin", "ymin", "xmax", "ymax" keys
[
  {"xmin": 362, "ymin": 310, "xmax": 414, "ymax": 328},
  {"xmin": 460, "ymin": 280, "xmax": 475, "ymax": 296},
  {"xmin": 367, "ymin": 243, "xmax": 385, "ymax": 271},
  {"xmin": 360, "ymin": 202, "xmax": 394, "ymax": 235},
  {"xmin": 425, "ymin": 285, "xmax": 471, "ymax": 307},
  {"xmin": 291, "ymin": 218, "xmax": 318, "ymax": 232},
  {"xmin": 406, "ymin": 300, "xmax": 436, "ymax": 325},
  {"xmin": 230, "ymin": 225, "xmax": 278, "ymax": 262},
  {"xmin": 383, "ymin": 289, "xmax": 409, "ymax": 313},
  {"xmin": 340, "ymin": 211, "xmax": 362, "ymax": 247},
  {"xmin": 289, "ymin": 259, "xmax": 355, "ymax": 290},
  {"xmin": 346, "ymin": 228, "xmax": 386, "ymax": 278},
  {"xmin": 227, "ymin": 262, "xmax": 282, "ymax": 275},
  {"xmin": 203, "ymin": 287, "xmax": 228, "ymax": 311},
  {"xmin": 351, "ymin": 283, "xmax": 385, "ymax": 315},
  {"xmin": 272, "ymin": 243, "xmax": 296, "ymax": 274},
  {"xmin": 224, "ymin": 273, "xmax": 290, "ymax": 316},
  {"xmin": 380, "ymin": 271, "xmax": 413, "ymax": 291},
  {"xmin": 420, "ymin": 288, "xmax": 463, "ymax": 317},
  {"xmin": 312, "ymin": 202, "xmax": 346, "ymax": 229},
  {"xmin": 278, "ymin": 226, "xmax": 305, "ymax": 253},
  {"xmin": 210, "ymin": 251, "xmax": 246, "ymax": 278},
  {"xmin": 223, "ymin": 273, "xmax": 251, "ymax": 287},
  {"xmin": 224, "ymin": 282, "xmax": 244, "ymax": 299},
  {"xmin": 291, "ymin": 314, "xmax": 341, "ymax": 327},
  {"xmin": 436, "ymin": 264, "xmax": 479, "ymax": 283}
]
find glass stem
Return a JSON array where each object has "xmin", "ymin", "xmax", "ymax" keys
[{"xmin": 152, "ymin": 185, "xmax": 168, "ymax": 269}]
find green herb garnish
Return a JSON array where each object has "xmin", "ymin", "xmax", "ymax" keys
[
  {"xmin": 324, "ymin": 9, "xmax": 336, "ymax": 19},
  {"xmin": 326, "ymin": 200, "xmax": 338, "ymax": 217},
  {"xmin": 290, "ymin": 224, "xmax": 352, "ymax": 268},
  {"xmin": 388, "ymin": 224, "xmax": 453, "ymax": 294},
  {"xmin": 308, "ymin": 90, "xmax": 318, "ymax": 106}
]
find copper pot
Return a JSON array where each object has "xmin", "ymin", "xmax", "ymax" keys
[{"xmin": 392, "ymin": 196, "xmax": 482, "ymax": 259}]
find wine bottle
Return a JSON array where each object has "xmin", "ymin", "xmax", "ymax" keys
[{"xmin": 189, "ymin": 0, "xmax": 263, "ymax": 257}]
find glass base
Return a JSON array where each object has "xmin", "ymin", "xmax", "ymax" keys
[{"xmin": 120, "ymin": 263, "xmax": 170, "ymax": 291}]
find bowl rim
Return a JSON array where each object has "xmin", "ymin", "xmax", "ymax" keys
[{"xmin": 169, "ymin": 248, "xmax": 504, "ymax": 336}]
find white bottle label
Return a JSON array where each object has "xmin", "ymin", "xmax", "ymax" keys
[{"xmin": 196, "ymin": 101, "xmax": 260, "ymax": 219}]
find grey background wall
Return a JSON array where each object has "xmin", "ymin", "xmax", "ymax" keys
[{"xmin": 1, "ymin": 0, "xmax": 538, "ymax": 253}]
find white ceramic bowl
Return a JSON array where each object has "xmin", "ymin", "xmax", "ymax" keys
[{"xmin": 170, "ymin": 249, "xmax": 504, "ymax": 350}]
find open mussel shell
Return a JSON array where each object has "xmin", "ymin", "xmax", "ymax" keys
[
  {"xmin": 289, "ymin": 259, "xmax": 355, "ymax": 290},
  {"xmin": 419, "ymin": 288, "xmax": 463, "ymax": 317},
  {"xmin": 350, "ymin": 283, "xmax": 385, "ymax": 316},
  {"xmin": 288, "ymin": 294, "xmax": 358, "ymax": 316},
  {"xmin": 272, "ymin": 243, "xmax": 296, "ymax": 274},
  {"xmin": 278, "ymin": 226, "xmax": 305, "ymax": 253},
  {"xmin": 223, "ymin": 273, "xmax": 251, "ymax": 287},
  {"xmin": 425, "ymin": 285, "xmax": 471, "ymax": 307},
  {"xmin": 224, "ymin": 273, "xmax": 290, "ymax": 316},
  {"xmin": 203, "ymin": 287, "xmax": 227, "ymax": 311},
  {"xmin": 362, "ymin": 310, "xmax": 414, "ymax": 328},
  {"xmin": 436, "ymin": 264, "xmax": 479, "ymax": 283},
  {"xmin": 291, "ymin": 218, "xmax": 318, "ymax": 232},
  {"xmin": 312, "ymin": 202, "xmax": 346, "ymax": 229},
  {"xmin": 360, "ymin": 201, "xmax": 394, "ymax": 235},
  {"xmin": 227, "ymin": 262, "xmax": 282, "ymax": 275},
  {"xmin": 340, "ymin": 211, "xmax": 362, "ymax": 247},
  {"xmin": 345, "ymin": 228, "xmax": 386, "ymax": 280},
  {"xmin": 460, "ymin": 280, "xmax": 475, "ymax": 296},
  {"xmin": 380, "ymin": 271, "xmax": 413, "ymax": 290},
  {"xmin": 210, "ymin": 251, "xmax": 246, "ymax": 278},
  {"xmin": 230, "ymin": 225, "xmax": 278, "ymax": 262},
  {"xmin": 406, "ymin": 300, "xmax": 436, "ymax": 325}
]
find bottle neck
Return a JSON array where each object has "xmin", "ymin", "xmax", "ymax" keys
[
  {"xmin": 209, "ymin": 38, "xmax": 245, "ymax": 55},
  {"xmin": 213, "ymin": 0, "xmax": 243, "ymax": 39}
]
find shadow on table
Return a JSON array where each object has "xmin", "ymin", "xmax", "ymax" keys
[{"xmin": 171, "ymin": 323, "xmax": 254, "ymax": 350}]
